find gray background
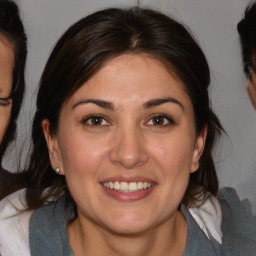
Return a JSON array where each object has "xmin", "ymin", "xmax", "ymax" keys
[{"xmin": 4, "ymin": 0, "xmax": 256, "ymax": 213}]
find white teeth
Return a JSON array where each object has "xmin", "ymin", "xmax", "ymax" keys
[
  {"xmin": 138, "ymin": 182, "xmax": 144, "ymax": 190},
  {"xmin": 129, "ymin": 182, "xmax": 137, "ymax": 191},
  {"xmin": 120, "ymin": 182, "xmax": 128, "ymax": 191},
  {"xmin": 102, "ymin": 181, "xmax": 152, "ymax": 192},
  {"xmin": 114, "ymin": 181, "xmax": 120, "ymax": 190}
]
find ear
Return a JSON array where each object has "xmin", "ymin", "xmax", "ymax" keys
[
  {"xmin": 42, "ymin": 119, "xmax": 64, "ymax": 175},
  {"xmin": 190, "ymin": 125, "xmax": 207, "ymax": 173}
]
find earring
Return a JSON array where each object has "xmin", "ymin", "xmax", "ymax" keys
[
  {"xmin": 55, "ymin": 167, "xmax": 60, "ymax": 174},
  {"xmin": 196, "ymin": 161, "xmax": 200, "ymax": 167}
]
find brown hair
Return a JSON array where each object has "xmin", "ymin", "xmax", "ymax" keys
[{"xmin": 18, "ymin": 7, "xmax": 222, "ymax": 210}]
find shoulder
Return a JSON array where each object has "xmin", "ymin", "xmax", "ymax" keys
[
  {"xmin": 29, "ymin": 195, "xmax": 72, "ymax": 256},
  {"xmin": 218, "ymin": 187, "xmax": 256, "ymax": 255},
  {"xmin": 29, "ymin": 197, "xmax": 64, "ymax": 236},
  {"xmin": 0, "ymin": 189, "xmax": 32, "ymax": 256},
  {"xmin": 218, "ymin": 187, "xmax": 255, "ymax": 223}
]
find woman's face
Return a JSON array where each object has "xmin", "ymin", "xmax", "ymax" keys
[
  {"xmin": 44, "ymin": 54, "xmax": 206, "ymax": 235},
  {"xmin": 0, "ymin": 35, "xmax": 14, "ymax": 143}
]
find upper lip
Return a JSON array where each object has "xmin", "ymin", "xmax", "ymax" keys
[{"xmin": 100, "ymin": 176, "xmax": 156, "ymax": 184}]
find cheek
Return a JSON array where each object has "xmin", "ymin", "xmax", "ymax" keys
[
  {"xmin": 150, "ymin": 132, "xmax": 194, "ymax": 198},
  {"xmin": 58, "ymin": 133, "xmax": 109, "ymax": 177},
  {"xmin": 57, "ymin": 134, "xmax": 110, "ymax": 215},
  {"xmin": 152, "ymin": 132, "xmax": 194, "ymax": 170}
]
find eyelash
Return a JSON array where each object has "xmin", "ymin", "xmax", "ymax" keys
[{"xmin": 82, "ymin": 114, "xmax": 175, "ymax": 127}]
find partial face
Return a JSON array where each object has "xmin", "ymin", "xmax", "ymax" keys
[
  {"xmin": 246, "ymin": 70, "xmax": 256, "ymax": 109},
  {"xmin": 44, "ymin": 54, "xmax": 206, "ymax": 235},
  {"xmin": 0, "ymin": 35, "xmax": 14, "ymax": 143}
]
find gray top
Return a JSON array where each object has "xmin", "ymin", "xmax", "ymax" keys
[
  {"xmin": 182, "ymin": 206, "xmax": 220, "ymax": 256},
  {"xmin": 29, "ymin": 195, "xmax": 73, "ymax": 256},
  {"xmin": 29, "ymin": 187, "xmax": 256, "ymax": 255}
]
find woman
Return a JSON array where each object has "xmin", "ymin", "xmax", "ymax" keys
[
  {"xmin": 0, "ymin": 0, "xmax": 27, "ymax": 199},
  {"xmin": 1, "ymin": 7, "xmax": 255, "ymax": 256}
]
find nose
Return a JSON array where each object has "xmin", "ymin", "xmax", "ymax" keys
[{"xmin": 109, "ymin": 126, "xmax": 149, "ymax": 169}]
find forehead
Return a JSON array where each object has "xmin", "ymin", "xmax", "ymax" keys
[{"xmin": 68, "ymin": 54, "xmax": 191, "ymax": 106}]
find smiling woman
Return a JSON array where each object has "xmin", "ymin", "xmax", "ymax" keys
[
  {"xmin": 0, "ymin": 6, "xmax": 255, "ymax": 256},
  {"xmin": 43, "ymin": 54, "xmax": 202, "ymax": 242}
]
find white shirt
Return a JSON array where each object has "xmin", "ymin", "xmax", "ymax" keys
[{"xmin": 0, "ymin": 189, "xmax": 32, "ymax": 256}]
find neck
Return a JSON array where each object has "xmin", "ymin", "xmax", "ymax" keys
[{"xmin": 68, "ymin": 210, "xmax": 187, "ymax": 256}]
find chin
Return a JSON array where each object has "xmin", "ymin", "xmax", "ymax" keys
[
  {"xmin": 100, "ymin": 211, "xmax": 157, "ymax": 236},
  {"xmin": 107, "ymin": 222, "xmax": 152, "ymax": 236}
]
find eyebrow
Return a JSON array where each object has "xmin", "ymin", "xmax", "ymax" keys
[
  {"xmin": 72, "ymin": 97, "xmax": 184, "ymax": 111},
  {"xmin": 143, "ymin": 97, "xmax": 184, "ymax": 111},
  {"xmin": 72, "ymin": 99, "xmax": 114, "ymax": 110}
]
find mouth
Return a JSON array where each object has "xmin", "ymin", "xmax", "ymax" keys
[
  {"xmin": 100, "ymin": 178, "xmax": 156, "ymax": 202},
  {"xmin": 102, "ymin": 181, "xmax": 153, "ymax": 192}
]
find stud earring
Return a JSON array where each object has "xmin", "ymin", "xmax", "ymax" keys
[
  {"xmin": 196, "ymin": 161, "xmax": 200, "ymax": 166},
  {"xmin": 55, "ymin": 167, "xmax": 60, "ymax": 174}
]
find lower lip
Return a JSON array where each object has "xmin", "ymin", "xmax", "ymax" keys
[{"xmin": 101, "ymin": 185, "xmax": 155, "ymax": 202}]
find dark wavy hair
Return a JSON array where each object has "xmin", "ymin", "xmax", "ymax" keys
[
  {"xmin": 237, "ymin": 2, "xmax": 256, "ymax": 79},
  {"xmin": 20, "ymin": 7, "xmax": 223, "ymax": 210},
  {"xmin": 0, "ymin": 0, "xmax": 27, "ymax": 199}
]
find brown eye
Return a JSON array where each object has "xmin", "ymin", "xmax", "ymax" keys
[
  {"xmin": 152, "ymin": 116, "xmax": 165, "ymax": 125},
  {"xmin": 83, "ymin": 115, "xmax": 109, "ymax": 126},
  {"xmin": 146, "ymin": 114, "xmax": 174, "ymax": 126},
  {"xmin": 90, "ymin": 116, "xmax": 103, "ymax": 125}
]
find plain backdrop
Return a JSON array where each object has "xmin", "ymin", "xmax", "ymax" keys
[{"xmin": 4, "ymin": 0, "xmax": 256, "ymax": 213}]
